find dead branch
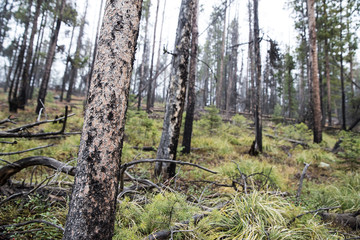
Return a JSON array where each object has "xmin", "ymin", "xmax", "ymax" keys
[
  {"xmin": 288, "ymin": 206, "xmax": 341, "ymax": 226},
  {"xmin": 119, "ymin": 159, "xmax": 217, "ymax": 191},
  {"xmin": 0, "ymin": 116, "xmax": 17, "ymax": 125},
  {"xmin": 5, "ymin": 113, "xmax": 74, "ymax": 133},
  {"xmin": 265, "ymin": 134, "xmax": 309, "ymax": 148},
  {"xmin": 296, "ymin": 163, "xmax": 310, "ymax": 203},
  {"xmin": 132, "ymin": 146, "xmax": 157, "ymax": 152},
  {"xmin": 0, "ymin": 156, "xmax": 76, "ymax": 186},
  {"xmin": 0, "ymin": 219, "xmax": 64, "ymax": 232},
  {"xmin": 0, "ymin": 106, "xmax": 69, "ymax": 138},
  {"xmin": 0, "ymin": 140, "xmax": 17, "ymax": 145},
  {"xmin": 0, "ymin": 144, "xmax": 55, "ymax": 156}
]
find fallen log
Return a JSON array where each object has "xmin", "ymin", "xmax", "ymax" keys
[
  {"xmin": 319, "ymin": 211, "xmax": 360, "ymax": 230},
  {"xmin": 0, "ymin": 156, "xmax": 76, "ymax": 186},
  {"xmin": 0, "ymin": 144, "xmax": 55, "ymax": 156}
]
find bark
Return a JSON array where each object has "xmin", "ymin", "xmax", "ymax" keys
[
  {"xmin": 60, "ymin": 24, "xmax": 75, "ymax": 102},
  {"xmin": 0, "ymin": 156, "xmax": 76, "ymax": 186},
  {"xmin": 155, "ymin": 0, "xmax": 193, "ymax": 179},
  {"xmin": 146, "ymin": 0, "xmax": 160, "ymax": 112},
  {"xmin": 137, "ymin": 0, "xmax": 150, "ymax": 110},
  {"xmin": 340, "ymin": 0, "xmax": 346, "ymax": 130},
  {"xmin": 63, "ymin": 0, "xmax": 142, "ymax": 239},
  {"xmin": 8, "ymin": 0, "xmax": 34, "ymax": 112},
  {"xmin": 35, "ymin": 0, "xmax": 66, "ymax": 114},
  {"xmin": 181, "ymin": 0, "xmax": 199, "ymax": 154},
  {"xmin": 216, "ymin": 1, "xmax": 227, "ymax": 110},
  {"xmin": 18, "ymin": 0, "xmax": 43, "ymax": 109},
  {"xmin": 307, "ymin": 0, "xmax": 322, "ymax": 143},
  {"xmin": 251, "ymin": 0, "xmax": 262, "ymax": 154},
  {"xmin": 66, "ymin": 1, "xmax": 88, "ymax": 102}
]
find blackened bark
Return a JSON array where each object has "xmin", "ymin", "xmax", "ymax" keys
[
  {"xmin": 63, "ymin": 0, "xmax": 142, "ymax": 239},
  {"xmin": 155, "ymin": 0, "xmax": 193, "ymax": 179},
  {"xmin": 307, "ymin": 0, "xmax": 322, "ymax": 143},
  {"xmin": 251, "ymin": 0, "xmax": 262, "ymax": 154},
  {"xmin": 36, "ymin": 0, "xmax": 66, "ymax": 114},
  {"xmin": 182, "ymin": 0, "xmax": 198, "ymax": 154}
]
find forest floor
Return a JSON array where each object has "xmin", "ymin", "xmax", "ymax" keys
[{"xmin": 0, "ymin": 90, "xmax": 359, "ymax": 239}]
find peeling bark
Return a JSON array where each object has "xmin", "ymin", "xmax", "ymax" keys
[
  {"xmin": 155, "ymin": 0, "xmax": 193, "ymax": 179},
  {"xmin": 63, "ymin": 0, "xmax": 142, "ymax": 239}
]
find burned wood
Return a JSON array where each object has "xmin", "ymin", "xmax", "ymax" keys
[
  {"xmin": 0, "ymin": 140, "xmax": 17, "ymax": 145},
  {"xmin": 0, "ymin": 219, "xmax": 64, "ymax": 232},
  {"xmin": 0, "ymin": 106, "xmax": 69, "ymax": 138},
  {"xmin": 0, "ymin": 156, "xmax": 76, "ymax": 186},
  {"xmin": 0, "ymin": 144, "xmax": 55, "ymax": 156},
  {"xmin": 0, "ymin": 116, "xmax": 17, "ymax": 125},
  {"xmin": 265, "ymin": 134, "xmax": 309, "ymax": 148},
  {"xmin": 296, "ymin": 163, "xmax": 310, "ymax": 203},
  {"xmin": 132, "ymin": 146, "xmax": 157, "ymax": 152},
  {"xmin": 288, "ymin": 206, "xmax": 341, "ymax": 226},
  {"xmin": 120, "ymin": 158, "xmax": 217, "ymax": 192},
  {"xmin": 320, "ymin": 211, "xmax": 360, "ymax": 230}
]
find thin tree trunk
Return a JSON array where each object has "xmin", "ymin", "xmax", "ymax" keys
[
  {"xmin": 249, "ymin": 0, "xmax": 262, "ymax": 155},
  {"xmin": 182, "ymin": 0, "xmax": 198, "ymax": 154},
  {"xmin": 155, "ymin": 0, "xmax": 193, "ymax": 179},
  {"xmin": 63, "ymin": 0, "xmax": 143, "ymax": 238},
  {"xmin": 60, "ymin": 25, "xmax": 75, "ymax": 102},
  {"xmin": 18, "ymin": 0, "xmax": 43, "ymax": 109},
  {"xmin": 137, "ymin": 1, "xmax": 150, "ymax": 111},
  {"xmin": 146, "ymin": 0, "xmax": 160, "ymax": 112},
  {"xmin": 36, "ymin": 0, "xmax": 66, "ymax": 114},
  {"xmin": 216, "ymin": 0, "xmax": 227, "ymax": 110},
  {"xmin": 66, "ymin": 1, "xmax": 88, "ymax": 103},
  {"xmin": 339, "ymin": 0, "xmax": 346, "ymax": 130},
  {"xmin": 307, "ymin": 0, "xmax": 322, "ymax": 143}
]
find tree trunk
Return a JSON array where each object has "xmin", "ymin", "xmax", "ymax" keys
[
  {"xmin": 307, "ymin": 0, "xmax": 322, "ymax": 143},
  {"xmin": 216, "ymin": 0, "xmax": 227, "ymax": 110},
  {"xmin": 137, "ymin": 0, "xmax": 150, "ymax": 111},
  {"xmin": 35, "ymin": 0, "xmax": 66, "ymax": 114},
  {"xmin": 155, "ymin": 0, "xmax": 193, "ymax": 179},
  {"xmin": 18, "ymin": 0, "xmax": 43, "ymax": 109},
  {"xmin": 325, "ymin": 38, "xmax": 332, "ymax": 126},
  {"xmin": 66, "ymin": 1, "xmax": 88, "ymax": 103},
  {"xmin": 63, "ymin": 0, "xmax": 142, "ymax": 239},
  {"xmin": 250, "ymin": 0, "xmax": 262, "ymax": 155},
  {"xmin": 60, "ymin": 24, "xmax": 75, "ymax": 102},
  {"xmin": 145, "ymin": 0, "xmax": 160, "ymax": 112},
  {"xmin": 181, "ymin": 0, "xmax": 198, "ymax": 154}
]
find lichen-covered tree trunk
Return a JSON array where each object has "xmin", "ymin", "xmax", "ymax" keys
[
  {"xmin": 35, "ymin": 0, "xmax": 66, "ymax": 114},
  {"xmin": 63, "ymin": 0, "xmax": 142, "ymax": 239},
  {"xmin": 182, "ymin": 0, "xmax": 198, "ymax": 154},
  {"xmin": 307, "ymin": 0, "xmax": 322, "ymax": 143},
  {"xmin": 155, "ymin": 0, "xmax": 193, "ymax": 179}
]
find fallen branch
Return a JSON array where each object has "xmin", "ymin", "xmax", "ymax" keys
[
  {"xmin": 0, "ymin": 106, "xmax": 69, "ymax": 138},
  {"xmin": 288, "ymin": 206, "xmax": 341, "ymax": 225},
  {"xmin": 296, "ymin": 163, "xmax": 310, "ymax": 203},
  {"xmin": 0, "ymin": 219, "xmax": 64, "ymax": 232},
  {"xmin": 0, "ymin": 140, "xmax": 17, "ymax": 145},
  {"xmin": 0, "ymin": 156, "xmax": 76, "ymax": 186},
  {"xmin": 120, "ymin": 159, "xmax": 217, "ymax": 191},
  {"xmin": 265, "ymin": 134, "xmax": 309, "ymax": 148},
  {"xmin": 0, "ymin": 116, "xmax": 17, "ymax": 125},
  {"xmin": 0, "ymin": 144, "xmax": 55, "ymax": 156}
]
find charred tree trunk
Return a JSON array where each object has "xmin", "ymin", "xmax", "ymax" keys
[
  {"xmin": 60, "ymin": 25, "xmax": 75, "ymax": 102},
  {"xmin": 35, "ymin": 0, "xmax": 66, "ymax": 114},
  {"xmin": 250, "ymin": 0, "xmax": 262, "ymax": 155},
  {"xmin": 18, "ymin": 0, "xmax": 43, "ymax": 109},
  {"xmin": 155, "ymin": 0, "xmax": 193, "ymax": 179},
  {"xmin": 181, "ymin": 0, "xmax": 198, "ymax": 154},
  {"xmin": 307, "ymin": 0, "xmax": 322, "ymax": 143},
  {"xmin": 63, "ymin": 0, "xmax": 142, "ymax": 239}
]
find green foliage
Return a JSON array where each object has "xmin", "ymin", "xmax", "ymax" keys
[
  {"xmin": 231, "ymin": 114, "xmax": 248, "ymax": 127},
  {"xmin": 276, "ymin": 122, "xmax": 312, "ymax": 142},
  {"xmin": 194, "ymin": 191, "xmax": 337, "ymax": 240},
  {"xmin": 338, "ymin": 131, "xmax": 360, "ymax": 170},
  {"xmin": 198, "ymin": 105, "xmax": 222, "ymax": 131}
]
